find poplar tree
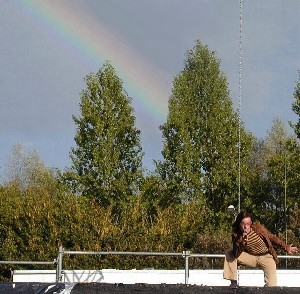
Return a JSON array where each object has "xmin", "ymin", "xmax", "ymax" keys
[
  {"xmin": 157, "ymin": 41, "xmax": 252, "ymax": 217},
  {"xmin": 69, "ymin": 62, "xmax": 143, "ymax": 207}
]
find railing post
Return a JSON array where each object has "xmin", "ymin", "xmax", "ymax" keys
[
  {"xmin": 56, "ymin": 245, "xmax": 63, "ymax": 283},
  {"xmin": 183, "ymin": 250, "xmax": 190, "ymax": 285}
]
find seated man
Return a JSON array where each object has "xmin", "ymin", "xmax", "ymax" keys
[{"xmin": 223, "ymin": 210, "xmax": 298, "ymax": 287}]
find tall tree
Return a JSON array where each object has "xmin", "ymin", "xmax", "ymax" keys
[
  {"xmin": 68, "ymin": 62, "xmax": 143, "ymax": 207},
  {"xmin": 259, "ymin": 119, "xmax": 289, "ymax": 230},
  {"xmin": 249, "ymin": 118, "xmax": 300, "ymax": 233},
  {"xmin": 156, "ymin": 41, "xmax": 252, "ymax": 218},
  {"xmin": 292, "ymin": 72, "xmax": 300, "ymax": 139}
]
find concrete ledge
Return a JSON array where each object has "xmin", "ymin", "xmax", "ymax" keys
[{"xmin": 12, "ymin": 269, "xmax": 300, "ymax": 287}]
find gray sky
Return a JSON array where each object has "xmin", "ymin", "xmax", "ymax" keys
[{"xmin": 1, "ymin": 0, "xmax": 299, "ymax": 176}]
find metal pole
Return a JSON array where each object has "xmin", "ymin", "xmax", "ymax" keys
[
  {"xmin": 0, "ymin": 260, "xmax": 54, "ymax": 265},
  {"xmin": 238, "ymin": 0, "xmax": 243, "ymax": 213},
  {"xmin": 56, "ymin": 245, "xmax": 63, "ymax": 283},
  {"xmin": 183, "ymin": 251, "xmax": 190, "ymax": 285},
  {"xmin": 284, "ymin": 151, "xmax": 288, "ymax": 269}
]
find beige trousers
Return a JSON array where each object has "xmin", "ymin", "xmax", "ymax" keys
[{"xmin": 223, "ymin": 250, "xmax": 277, "ymax": 287}]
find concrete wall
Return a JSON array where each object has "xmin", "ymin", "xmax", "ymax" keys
[{"xmin": 12, "ymin": 269, "xmax": 300, "ymax": 287}]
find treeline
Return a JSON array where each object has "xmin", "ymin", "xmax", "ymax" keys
[
  {"xmin": 1, "ymin": 41, "xmax": 300, "ymax": 281},
  {"xmin": 0, "ymin": 178, "xmax": 230, "ymax": 281}
]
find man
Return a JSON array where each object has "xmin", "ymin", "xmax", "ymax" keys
[{"xmin": 223, "ymin": 210, "xmax": 298, "ymax": 287}]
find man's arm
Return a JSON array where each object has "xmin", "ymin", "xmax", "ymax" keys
[{"xmin": 260, "ymin": 224, "xmax": 298, "ymax": 254}]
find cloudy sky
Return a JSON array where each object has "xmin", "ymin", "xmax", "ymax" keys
[{"xmin": 1, "ymin": 0, "xmax": 299, "ymax": 176}]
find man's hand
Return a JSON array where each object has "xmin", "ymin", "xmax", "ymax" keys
[
  {"xmin": 288, "ymin": 244, "xmax": 298, "ymax": 254},
  {"xmin": 242, "ymin": 231, "xmax": 248, "ymax": 245}
]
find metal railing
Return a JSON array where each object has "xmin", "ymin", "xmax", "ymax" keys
[
  {"xmin": 1, "ymin": 248, "xmax": 300, "ymax": 284},
  {"xmin": 0, "ymin": 260, "xmax": 56, "ymax": 266},
  {"xmin": 56, "ymin": 247, "xmax": 228, "ymax": 283},
  {"xmin": 56, "ymin": 246, "xmax": 187, "ymax": 283},
  {"xmin": 0, "ymin": 259, "xmax": 57, "ymax": 280},
  {"xmin": 54, "ymin": 246, "xmax": 300, "ymax": 284}
]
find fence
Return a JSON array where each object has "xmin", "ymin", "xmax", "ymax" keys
[{"xmin": 1, "ymin": 247, "xmax": 300, "ymax": 284}]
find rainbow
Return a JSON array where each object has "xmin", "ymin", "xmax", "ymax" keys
[{"xmin": 15, "ymin": 0, "xmax": 169, "ymax": 122}]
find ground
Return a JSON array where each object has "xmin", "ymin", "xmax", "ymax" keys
[{"xmin": 0, "ymin": 283, "xmax": 299, "ymax": 293}]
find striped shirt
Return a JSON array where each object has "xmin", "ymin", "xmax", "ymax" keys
[{"xmin": 245, "ymin": 230, "xmax": 269, "ymax": 255}]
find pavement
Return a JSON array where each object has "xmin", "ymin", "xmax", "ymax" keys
[
  {"xmin": 1, "ymin": 283, "xmax": 300, "ymax": 293},
  {"xmin": 71, "ymin": 284, "xmax": 300, "ymax": 293}
]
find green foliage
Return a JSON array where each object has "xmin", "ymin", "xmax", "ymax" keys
[
  {"xmin": 67, "ymin": 61, "xmax": 143, "ymax": 207},
  {"xmin": 140, "ymin": 174, "xmax": 182, "ymax": 214},
  {"xmin": 246, "ymin": 119, "xmax": 300, "ymax": 234},
  {"xmin": 2, "ymin": 42, "xmax": 300, "ymax": 282},
  {"xmin": 157, "ymin": 40, "xmax": 253, "ymax": 219},
  {"xmin": 0, "ymin": 128, "xmax": 298, "ymax": 282},
  {"xmin": 0, "ymin": 177, "xmax": 234, "ymax": 280},
  {"xmin": 193, "ymin": 230, "xmax": 231, "ymax": 269},
  {"xmin": 291, "ymin": 72, "xmax": 300, "ymax": 139}
]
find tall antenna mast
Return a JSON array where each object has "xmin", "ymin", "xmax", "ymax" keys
[{"xmin": 238, "ymin": 0, "xmax": 243, "ymax": 213}]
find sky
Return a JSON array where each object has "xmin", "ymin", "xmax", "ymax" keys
[{"xmin": 1, "ymin": 0, "xmax": 300, "ymax": 177}]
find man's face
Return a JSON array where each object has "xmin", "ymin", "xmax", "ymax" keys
[{"xmin": 240, "ymin": 216, "xmax": 252, "ymax": 234}]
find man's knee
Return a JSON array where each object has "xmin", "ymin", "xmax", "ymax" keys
[{"xmin": 225, "ymin": 250, "xmax": 236, "ymax": 262}]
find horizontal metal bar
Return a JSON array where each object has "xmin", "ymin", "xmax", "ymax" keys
[
  {"xmin": 0, "ymin": 260, "xmax": 55, "ymax": 265},
  {"xmin": 188, "ymin": 254, "xmax": 300, "ymax": 259},
  {"xmin": 1, "ymin": 253, "xmax": 298, "ymax": 267},
  {"xmin": 189, "ymin": 254, "xmax": 300, "ymax": 260},
  {"xmin": 188, "ymin": 254, "xmax": 225, "ymax": 258},
  {"xmin": 61, "ymin": 251, "xmax": 300, "ymax": 260},
  {"xmin": 278, "ymin": 255, "xmax": 300, "ymax": 259},
  {"xmin": 63, "ymin": 251, "xmax": 183, "ymax": 257}
]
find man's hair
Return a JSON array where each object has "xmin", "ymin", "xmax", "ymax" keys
[{"xmin": 232, "ymin": 210, "xmax": 254, "ymax": 234}]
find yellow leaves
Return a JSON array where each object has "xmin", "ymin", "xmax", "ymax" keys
[
  {"xmin": 94, "ymin": 244, "xmax": 101, "ymax": 251},
  {"xmin": 0, "ymin": 182, "xmax": 218, "ymax": 272}
]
